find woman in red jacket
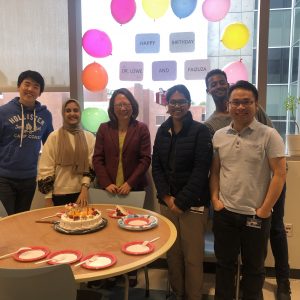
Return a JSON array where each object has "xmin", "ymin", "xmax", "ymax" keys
[{"xmin": 93, "ymin": 88, "xmax": 151, "ymax": 194}]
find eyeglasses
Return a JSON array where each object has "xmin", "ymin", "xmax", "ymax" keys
[
  {"xmin": 168, "ymin": 99, "xmax": 189, "ymax": 107},
  {"xmin": 229, "ymin": 100, "xmax": 255, "ymax": 107},
  {"xmin": 114, "ymin": 103, "xmax": 132, "ymax": 109}
]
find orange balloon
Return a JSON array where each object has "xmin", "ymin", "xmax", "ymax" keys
[{"xmin": 82, "ymin": 62, "xmax": 108, "ymax": 92}]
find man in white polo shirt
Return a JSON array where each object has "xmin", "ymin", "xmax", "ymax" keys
[{"xmin": 210, "ymin": 80, "xmax": 286, "ymax": 300}]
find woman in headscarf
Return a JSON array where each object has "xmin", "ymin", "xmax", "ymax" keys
[{"xmin": 37, "ymin": 99, "xmax": 95, "ymax": 207}]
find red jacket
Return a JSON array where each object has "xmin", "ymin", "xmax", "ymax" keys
[{"xmin": 93, "ymin": 120, "xmax": 151, "ymax": 190}]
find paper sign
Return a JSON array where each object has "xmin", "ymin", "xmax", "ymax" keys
[
  {"xmin": 184, "ymin": 59, "xmax": 210, "ymax": 80},
  {"xmin": 169, "ymin": 32, "xmax": 195, "ymax": 53},
  {"xmin": 152, "ymin": 61, "xmax": 177, "ymax": 81},
  {"xmin": 119, "ymin": 61, "xmax": 144, "ymax": 81},
  {"xmin": 135, "ymin": 33, "xmax": 160, "ymax": 53}
]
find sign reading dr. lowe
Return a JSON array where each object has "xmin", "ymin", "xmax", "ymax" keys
[
  {"xmin": 169, "ymin": 32, "xmax": 195, "ymax": 53},
  {"xmin": 119, "ymin": 62, "xmax": 144, "ymax": 81},
  {"xmin": 184, "ymin": 59, "xmax": 210, "ymax": 80}
]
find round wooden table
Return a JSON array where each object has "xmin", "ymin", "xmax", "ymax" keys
[{"xmin": 0, "ymin": 204, "xmax": 176, "ymax": 284}]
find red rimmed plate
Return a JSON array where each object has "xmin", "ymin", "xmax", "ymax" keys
[
  {"xmin": 47, "ymin": 249, "xmax": 82, "ymax": 265},
  {"xmin": 124, "ymin": 217, "xmax": 151, "ymax": 226},
  {"xmin": 121, "ymin": 241, "xmax": 155, "ymax": 255},
  {"xmin": 13, "ymin": 246, "xmax": 50, "ymax": 262},
  {"xmin": 80, "ymin": 252, "xmax": 117, "ymax": 270}
]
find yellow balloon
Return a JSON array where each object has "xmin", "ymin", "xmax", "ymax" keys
[
  {"xmin": 142, "ymin": 0, "xmax": 169, "ymax": 19},
  {"xmin": 221, "ymin": 22, "xmax": 250, "ymax": 50}
]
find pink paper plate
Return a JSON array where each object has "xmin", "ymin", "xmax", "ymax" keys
[
  {"xmin": 121, "ymin": 241, "xmax": 154, "ymax": 255},
  {"xmin": 123, "ymin": 217, "xmax": 151, "ymax": 226},
  {"xmin": 13, "ymin": 246, "xmax": 50, "ymax": 262},
  {"xmin": 80, "ymin": 252, "xmax": 117, "ymax": 270},
  {"xmin": 47, "ymin": 249, "xmax": 82, "ymax": 265}
]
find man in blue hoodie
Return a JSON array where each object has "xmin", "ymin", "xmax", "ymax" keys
[{"xmin": 0, "ymin": 70, "xmax": 53, "ymax": 215}]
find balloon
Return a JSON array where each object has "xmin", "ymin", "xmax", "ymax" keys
[
  {"xmin": 221, "ymin": 22, "xmax": 250, "ymax": 50},
  {"xmin": 81, "ymin": 107, "xmax": 109, "ymax": 133},
  {"xmin": 223, "ymin": 60, "xmax": 248, "ymax": 84},
  {"xmin": 82, "ymin": 62, "xmax": 108, "ymax": 92},
  {"xmin": 142, "ymin": 0, "xmax": 169, "ymax": 19},
  {"xmin": 82, "ymin": 29, "xmax": 112, "ymax": 58},
  {"xmin": 202, "ymin": 0, "xmax": 230, "ymax": 22},
  {"xmin": 171, "ymin": 0, "xmax": 197, "ymax": 19},
  {"xmin": 111, "ymin": 0, "xmax": 136, "ymax": 25}
]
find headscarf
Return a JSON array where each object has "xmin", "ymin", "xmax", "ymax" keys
[{"xmin": 56, "ymin": 99, "xmax": 89, "ymax": 175}]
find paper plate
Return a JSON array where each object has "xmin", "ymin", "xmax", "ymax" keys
[
  {"xmin": 54, "ymin": 218, "xmax": 107, "ymax": 235},
  {"xmin": 47, "ymin": 249, "xmax": 82, "ymax": 265},
  {"xmin": 121, "ymin": 241, "xmax": 154, "ymax": 255},
  {"xmin": 80, "ymin": 252, "xmax": 117, "ymax": 270},
  {"xmin": 118, "ymin": 214, "xmax": 158, "ymax": 231},
  {"xmin": 13, "ymin": 246, "xmax": 50, "ymax": 262}
]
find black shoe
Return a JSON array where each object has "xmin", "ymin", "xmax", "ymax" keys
[{"xmin": 277, "ymin": 279, "xmax": 291, "ymax": 300}]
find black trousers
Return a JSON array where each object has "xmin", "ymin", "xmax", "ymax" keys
[
  {"xmin": 0, "ymin": 176, "xmax": 36, "ymax": 215},
  {"xmin": 52, "ymin": 193, "xmax": 80, "ymax": 206},
  {"xmin": 270, "ymin": 183, "xmax": 290, "ymax": 282},
  {"xmin": 213, "ymin": 208, "xmax": 271, "ymax": 300}
]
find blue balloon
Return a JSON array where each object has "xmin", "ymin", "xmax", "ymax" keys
[{"xmin": 171, "ymin": 0, "xmax": 198, "ymax": 19}]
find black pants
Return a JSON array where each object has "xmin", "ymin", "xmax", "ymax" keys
[
  {"xmin": 270, "ymin": 183, "xmax": 290, "ymax": 282},
  {"xmin": 213, "ymin": 208, "xmax": 271, "ymax": 300},
  {"xmin": 0, "ymin": 176, "xmax": 36, "ymax": 215},
  {"xmin": 52, "ymin": 193, "xmax": 80, "ymax": 206}
]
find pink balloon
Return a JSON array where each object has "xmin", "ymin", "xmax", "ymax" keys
[
  {"xmin": 202, "ymin": 0, "xmax": 230, "ymax": 22},
  {"xmin": 223, "ymin": 60, "xmax": 248, "ymax": 84},
  {"xmin": 111, "ymin": 0, "xmax": 136, "ymax": 24},
  {"xmin": 82, "ymin": 29, "xmax": 112, "ymax": 58}
]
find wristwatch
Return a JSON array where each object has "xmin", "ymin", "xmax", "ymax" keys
[{"xmin": 81, "ymin": 183, "xmax": 90, "ymax": 189}]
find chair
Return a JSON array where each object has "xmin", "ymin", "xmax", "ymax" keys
[
  {"xmin": 0, "ymin": 201, "xmax": 8, "ymax": 218},
  {"xmin": 88, "ymin": 188, "xmax": 150, "ymax": 297},
  {"xmin": 0, "ymin": 264, "xmax": 77, "ymax": 300}
]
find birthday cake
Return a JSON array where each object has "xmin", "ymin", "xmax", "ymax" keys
[{"xmin": 59, "ymin": 203, "xmax": 102, "ymax": 231}]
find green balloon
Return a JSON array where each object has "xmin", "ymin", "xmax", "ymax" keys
[{"xmin": 81, "ymin": 107, "xmax": 109, "ymax": 133}]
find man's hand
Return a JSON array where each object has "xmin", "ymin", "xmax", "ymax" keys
[
  {"xmin": 105, "ymin": 184, "xmax": 119, "ymax": 194},
  {"xmin": 117, "ymin": 182, "xmax": 132, "ymax": 195}
]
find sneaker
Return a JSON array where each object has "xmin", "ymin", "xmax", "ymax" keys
[{"xmin": 277, "ymin": 279, "xmax": 291, "ymax": 300}]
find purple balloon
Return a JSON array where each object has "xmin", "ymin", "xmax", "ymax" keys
[
  {"xmin": 111, "ymin": 0, "xmax": 136, "ymax": 25},
  {"xmin": 82, "ymin": 29, "xmax": 112, "ymax": 58}
]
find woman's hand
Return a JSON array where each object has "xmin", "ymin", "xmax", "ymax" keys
[
  {"xmin": 118, "ymin": 182, "xmax": 132, "ymax": 195},
  {"xmin": 76, "ymin": 186, "xmax": 89, "ymax": 207},
  {"xmin": 45, "ymin": 198, "xmax": 53, "ymax": 207},
  {"xmin": 105, "ymin": 184, "xmax": 119, "ymax": 194}
]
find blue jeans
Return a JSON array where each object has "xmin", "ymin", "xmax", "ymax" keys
[
  {"xmin": 270, "ymin": 183, "xmax": 290, "ymax": 282},
  {"xmin": 0, "ymin": 176, "xmax": 36, "ymax": 215},
  {"xmin": 213, "ymin": 208, "xmax": 271, "ymax": 300}
]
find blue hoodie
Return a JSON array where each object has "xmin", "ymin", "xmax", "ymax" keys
[{"xmin": 0, "ymin": 97, "xmax": 53, "ymax": 178}]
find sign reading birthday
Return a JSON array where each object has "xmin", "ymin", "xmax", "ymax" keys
[
  {"xmin": 119, "ymin": 61, "xmax": 144, "ymax": 81},
  {"xmin": 169, "ymin": 32, "xmax": 195, "ymax": 53},
  {"xmin": 184, "ymin": 59, "xmax": 210, "ymax": 80},
  {"xmin": 135, "ymin": 33, "xmax": 160, "ymax": 53},
  {"xmin": 152, "ymin": 61, "xmax": 177, "ymax": 81}
]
